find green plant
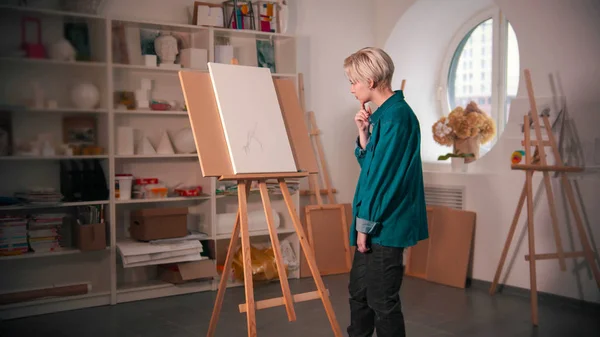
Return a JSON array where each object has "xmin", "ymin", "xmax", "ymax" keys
[{"xmin": 437, "ymin": 152, "xmax": 475, "ymax": 161}]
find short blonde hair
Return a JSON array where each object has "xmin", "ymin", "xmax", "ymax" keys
[{"xmin": 344, "ymin": 47, "xmax": 394, "ymax": 90}]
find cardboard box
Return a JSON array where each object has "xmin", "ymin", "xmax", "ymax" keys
[
  {"xmin": 158, "ymin": 259, "xmax": 217, "ymax": 284},
  {"xmin": 129, "ymin": 207, "xmax": 188, "ymax": 241},
  {"xmin": 192, "ymin": 3, "xmax": 224, "ymax": 27},
  {"xmin": 75, "ymin": 222, "xmax": 106, "ymax": 251}
]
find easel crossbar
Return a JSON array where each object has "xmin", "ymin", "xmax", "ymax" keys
[
  {"xmin": 525, "ymin": 251, "xmax": 586, "ymax": 261},
  {"xmin": 239, "ymin": 290, "xmax": 328, "ymax": 313},
  {"xmin": 511, "ymin": 164, "xmax": 584, "ymax": 172}
]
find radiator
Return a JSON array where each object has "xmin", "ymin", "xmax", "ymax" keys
[{"xmin": 424, "ymin": 184, "xmax": 465, "ymax": 210}]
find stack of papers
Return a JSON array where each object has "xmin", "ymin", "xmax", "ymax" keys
[
  {"xmin": 28, "ymin": 213, "xmax": 65, "ymax": 253},
  {"xmin": 117, "ymin": 239, "xmax": 205, "ymax": 268}
]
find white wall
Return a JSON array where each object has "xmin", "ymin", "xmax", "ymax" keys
[
  {"xmin": 292, "ymin": 0, "xmax": 375, "ymax": 204},
  {"xmin": 377, "ymin": 0, "xmax": 600, "ymax": 303},
  {"xmin": 373, "ymin": 0, "xmax": 416, "ymax": 49}
]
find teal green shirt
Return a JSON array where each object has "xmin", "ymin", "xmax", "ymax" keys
[{"xmin": 350, "ymin": 90, "xmax": 429, "ymax": 248}]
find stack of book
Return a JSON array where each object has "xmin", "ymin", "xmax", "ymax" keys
[
  {"xmin": 0, "ymin": 216, "xmax": 28, "ymax": 256},
  {"xmin": 28, "ymin": 213, "xmax": 65, "ymax": 253},
  {"xmin": 15, "ymin": 189, "xmax": 63, "ymax": 205}
]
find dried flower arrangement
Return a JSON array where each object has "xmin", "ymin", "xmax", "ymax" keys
[{"xmin": 432, "ymin": 101, "xmax": 496, "ymax": 146}]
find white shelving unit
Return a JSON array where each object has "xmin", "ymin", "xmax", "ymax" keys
[{"xmin": 0, "ymin": 5, "xmax": 301, "ymax": 320}]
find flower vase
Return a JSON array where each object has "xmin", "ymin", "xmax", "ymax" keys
[
  {"xmin": 451, "ymin": 157, "xmax": 468, "ymax": 172},
  {"xmin": 453, "ymin": 135, "xmax": 480, "ymax": 163}
]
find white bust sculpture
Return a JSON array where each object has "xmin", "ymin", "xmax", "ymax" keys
[{"xmin": 154, "ymin": 32, "xmax": 179, "ymax": 67}]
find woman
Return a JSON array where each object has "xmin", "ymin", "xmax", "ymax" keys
[{"xmin": 344, "ymin": 47, "xmax": 429, "ymax": 337}]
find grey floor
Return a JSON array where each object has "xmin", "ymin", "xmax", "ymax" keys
[{"xmin": 1, "ymin": 274, "xmax": 598, "ymax": 337}]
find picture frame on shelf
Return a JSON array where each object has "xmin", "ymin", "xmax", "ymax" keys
[
  {"xmin": 62, "ymin": 116, "xmax": 96, "ymax": 147},
  {"xmin": 64, "ymin": 22, "xmax": 91, "ymax": 61}
]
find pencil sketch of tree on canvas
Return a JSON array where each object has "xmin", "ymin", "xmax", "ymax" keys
[{"xmin": 243, "ymin": 122, "xmax": 263, "ymax": 155}]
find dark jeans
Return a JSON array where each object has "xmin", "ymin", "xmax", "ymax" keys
[{"xmin": 348, "ymin": 244, "xmax": 406, "ymax": 337}]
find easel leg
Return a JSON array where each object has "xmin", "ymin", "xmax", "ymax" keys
[
  {"xmin": 207, "ymin": 211, "xmax": 240, "ymax": 337},
  {"xmin": 490, "ymin": 182, "xmax": 527, "ymax": 295},
  {"xmin": 559, "ymin": 173, "xmax": 600, "ymax": 288},
  {"xmin": 238, "ymin": 180, "xmax": 257, "ymax": 337},
  {"xmin": 542, "ymin": 171, "xmax": 567, "ymax": 271},
  {"xmin": 525, "ymin": 170, "xmax": 539, "ymax": 326},
  {"xmin": 258, "ymin": 181, "xmax": 297, "ymax": 321},
  {"xmin": 207, "ymin": 184, "xmax": 250, "ymax": 337},
  {"xmin": 279, "ymin": 179, "xmax": 344, "ymax": 337}
]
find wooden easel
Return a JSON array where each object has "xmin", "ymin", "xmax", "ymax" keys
[
  {"xmin": 489, "ymin": 69, "xmax": 600, "ymax": 326},
  {"xmin": 295, "ymin": 73, "xmax": 351, "ymax": 275},
  {"xmin": 179, "ymin": 71, "xmax": 343, "ymax": 337}
]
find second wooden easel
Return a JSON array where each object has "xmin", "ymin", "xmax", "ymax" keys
[
  {"xmin": 489, "ymin": 69, "xmax": 600, "ymax": 326},
  {"xmin": 299, "ymin": 73, "xmax": 352, "ymax": 274}
]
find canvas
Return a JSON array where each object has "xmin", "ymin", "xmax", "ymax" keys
[
  {"xmin": 207, "ymin": 62, "xmax": 297, "ymax": 174},
  {"xmin": 504, "ymin": 96, "xmax": 565, "ymax": 140}
]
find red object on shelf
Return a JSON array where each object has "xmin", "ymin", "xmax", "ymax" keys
[
  {"xmin": 150, "ymin": 102, "xmax": 171, "ymax": 111},
  {"xmin": 21, "ymin": 17, "xmax": 46, "ymax": 59},
  {"xmin": 134, "ymin": 178, "xmax": 159, "ymax": 185},
  {"xmin": 174, "ymin": 186, "xmax": 203, "ymax": 197},
  {"xmin": 260, "ymin": 19, "xmax": 271, "ymax": 32}
]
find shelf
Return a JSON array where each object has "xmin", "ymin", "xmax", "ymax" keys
[
  {"xmin": 0, "ymin": 107, "xmax": 109, "ymax": 114},
  {"xmin": 271, "ymin": 73, "xmax": 297, "ymax": 77},
  {"xmin": 0, "ymin": 247, "xmax": 109, "ymax": 261},
  {"xmin": 114, "ymin": 109, "xmax": 188, "ymax": 116},
  {"xmin": 0, "ymin": 57, "xmax": 107, "ymax": 68},
  {"xmin": 212, "ymin": 27, "xmax": 294, "ymax": 40},
  {"xmin": 112, "ymin": 17, "xmax": 210, "ymax": 33},
  {"xmin": 112, "ymin": 63, "xmax": 293, "ymax": 78},
  {"xmin": 116, "ymin": 195, "xmax": 211, "ymax": 205},
  {"xmin": 116, "ymin": 279, "xmax": 213, "ymax": 303},
  {"xmin": 0, "ymin": 200, "xmax": 109, "ymax": 211},
  {"xmin": 0, "ymin": 5, "xmax": 106, "ymax": 20},
  {"xmin": 0, "ymin": 155, "xmax": 108, "ymax": 161},
  {"xmin": 215, "ymin": 227, "xmax": 296, "ymax": 240},
  {"xmin": 112, "ymin": 63, "xmax": 201, "ymax": 73},
  {"xmin": 0, "ymin": 290, "xmax": 110, "ymax": 310},
  {"xmin": 0, "ymin": 8, "xmax": 301, "ymax": 317},
  {"xmin": 114, "ymin": 154, "xmax": 197, "ymax": 159}
]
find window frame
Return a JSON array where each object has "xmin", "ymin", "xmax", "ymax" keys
[{"xmin": 437, "ymin": 6, "xmax": 515, "ymax": 151}]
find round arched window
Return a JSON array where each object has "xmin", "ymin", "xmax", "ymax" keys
[{"xmin": 440, "ymin": 8, "xmax": 520, "ymax": 156}]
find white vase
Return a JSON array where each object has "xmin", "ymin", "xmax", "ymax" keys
[
  {"xmin": 451, "ymin": 157, "xmax": 467, "ymax": 172},
  {"xmin": 71, "ymin": 82, "xmax": 100, "ymax": 109},
  {"xmin": 154, "ymin": 33, "xmax": 178, "ymax": 65}
]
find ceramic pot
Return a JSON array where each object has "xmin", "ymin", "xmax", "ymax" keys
[
  {"xmin": 71, "ymin": 82, "xmax": 99, "ymax": 109},
  {"xmin": 453, "ymin": 135, "xmax": 480, "ymax": 163},
  {"xmin": 451, "ymin": 157, "xmax": 467, "ymax": 172},
  {"xmin": 154, "ymin": 33, "xmax": 178, "ymax": 65}
]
